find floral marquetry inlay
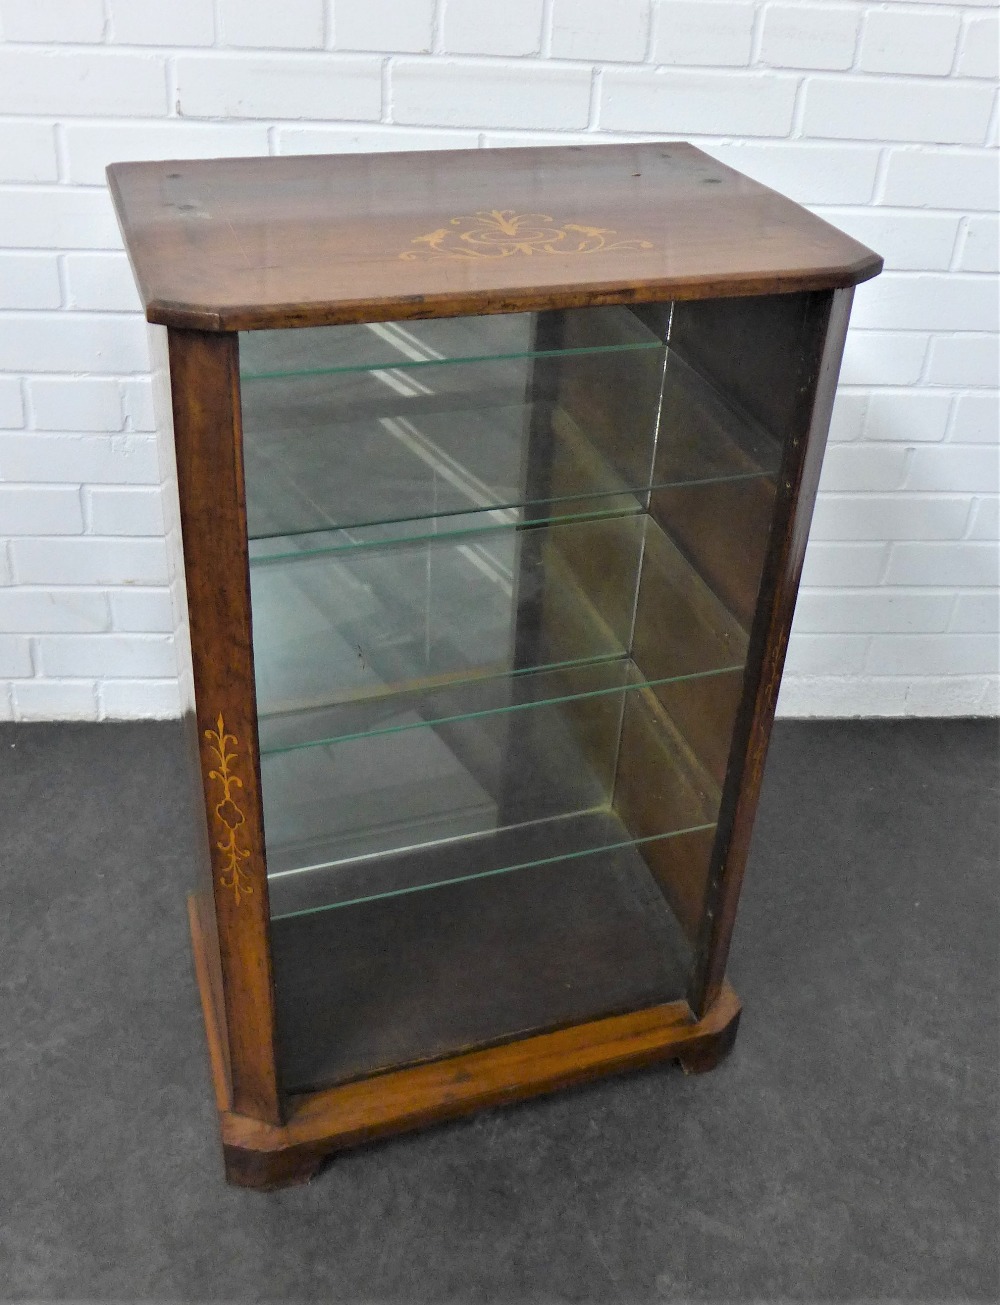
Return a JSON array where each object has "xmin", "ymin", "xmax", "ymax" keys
[
  {"xmin": 400, "ymin": 210, "xmax": 654, "ymax": 260},
  {"xmin": 204, "ymin": 714, "xmax": 253, "ymax": 906}
]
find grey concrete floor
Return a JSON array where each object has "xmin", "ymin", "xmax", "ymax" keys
[{"xmin": 0, "ymin": 719, "xmax": 996, "ymax": 1302}]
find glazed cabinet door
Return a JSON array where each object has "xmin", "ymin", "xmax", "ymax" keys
[{"xmin": 236, "ymin": 302, "xmax": 787, "ymax": 1097}]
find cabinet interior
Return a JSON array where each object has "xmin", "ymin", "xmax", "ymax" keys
[{"xmin": 240, "ymin": 301, "xmax": 781, "ymax": 1094}]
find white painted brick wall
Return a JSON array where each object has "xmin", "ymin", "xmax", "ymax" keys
[
  {"xmin": 174, "ymin": 55, "xmax": 384, "ymax": 120},
  {"xmin": 28, "ymin": 377, "xmax": 123, "ymax": 431},
  {"xmin": 601, "ymin": 68, "xmax": 798, "ymax": 135},
  {"xmin": 107, "ymin": 0, "xmax": 215, "ymax": 48},
  {"xmin": 550, "ymin": 0, "xmax": 651, "ymax": 64},
  {"xmin": 0, "ymin": 432, "xmax": 159, "ymax": 483},
  {"xmin": 958, "ymin": 216, "xmax": 1000, "ymax": 272},
  {"xmin": 0, "ymin": 0, "xmax": 107, "ymax": 45},
  {"xmin": 0, "ymin": 0, "xmax": 995, "ymax": 722},
  {"xmin": 394, "ymin": 60, "xmax": 592, "ymax": 128},
  {"xmin": 334, "ymin": 1, "xmax": 435, "ymax": 54},
  {"xmin": 859, "ymin": 8, "xmax": 962, "ymax": 76},
  {"xmin": 0, "ymin": 378, "xmax": 24, "ymax": 428},
  {"xmin": 64, "ymin": 253, "xmax": 142, "ymax": 312},
  {"xmin": 217, "ymin": 0, "xmax": 324, "ymax": 50},
  {"xmin": 0, "ymin": 49, "xmax": 170, "ymax": 116},
  {"xmin": 0, "ymin": 122, "xmax": 58, "ymax": 181},
  {"xmin": 760, "ymin": 5, "xmax": 862, "ymax": 71},
  {"xmin": 957, "ymin": 11, "xmax": 1000, "ymax": 78},
  {"xmin": 652, "ymin": 3, "xmax": 756, "ymax": 67},
  {"xmin": 0, "ymin": 252, "xmax": 62, "ymax": 309},
  {"xmin": 925, "ymin": 334, "xmax": 999, "ymax": 386},
  {"xmin": 443, "ymin": 0, "xmax": 545, "ymax": 56}
]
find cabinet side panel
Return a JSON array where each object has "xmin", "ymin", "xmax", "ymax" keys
[
  {"xmin": 149, "ymin": 324, "xmax": 233, "ymax": 1103},
  {"xmin": 687, "ymin": 288, "xmax": 854, "ymax": 1016},
  {"xmin": 167, "ymin": 328, "xmax": 282, "ymax": 1124},
  {"xmin": 666, "ymin": 291, "xmax": 821, "ymax": 443}
]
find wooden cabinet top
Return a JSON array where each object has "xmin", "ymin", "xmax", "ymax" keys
[{"xmin": 108, "ymin": 141, "xmax": 881, "ymax": 332}]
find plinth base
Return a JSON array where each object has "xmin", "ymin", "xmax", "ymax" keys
[{"xmin": 189, "ymin": 894, "xmax": 741, "ymax": 1190}]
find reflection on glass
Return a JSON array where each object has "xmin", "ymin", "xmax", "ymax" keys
[
  {"xmin": 240, "ymin": 305, "xmax": 659, "ymax": 378},
  {"xmin": 251, "ymin": 514, "xmax": 646, "ymax": 734},
  {"xmin": 241, "ymin": 308, "xmax": 665, "ymax": 541}
]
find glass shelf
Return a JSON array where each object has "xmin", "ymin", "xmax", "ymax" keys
[
  {"xmin": 241, "ymin": 334, "xmax": 777, "ymax": 550},
  {"xmin": 261, "ymin": 658, "xmax": 740, "ymax": 757},
  {"xmin": 243, "ymin": 407, "xmax": 653, "ymax": 555},
  {"xmin": 247, "ymin": 501, "xmax": 640, "ymax": 565},
  {"xmin": 252, "ymin": 513, "xmax": 641, "ymax": 728},
  {"xmin": 251, "ymin": 512, "xmax": 746, "ymax": 740},
  {"xmin": 241, "ymin": 360, "xmax": 665, "ymax": 544},
  {"xmin": 260, "ymin": 659, "xmax": 723, "ymax": 900},
  {"xmin": 268, "ymin": 807, "xmax": 714, "ymax": 920},
  {"xmin": 240, "ymin": 304, "xmax": 661, "ymax": 379}
]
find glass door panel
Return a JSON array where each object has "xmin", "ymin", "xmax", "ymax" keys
[{"xmin": 240, "ymin": 298, "xmax": 788, "ymax": 1096}]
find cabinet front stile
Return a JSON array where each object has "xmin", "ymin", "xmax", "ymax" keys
[{"xmin": 167, "ymin": 327, "xmax": 283, "ymax": 1125}]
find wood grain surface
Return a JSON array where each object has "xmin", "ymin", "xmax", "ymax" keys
[
  {"xmin": 168, "ymin": 329, "xmax": 282, "ymax": 1124},
  {"xmin": 202, "ymin": 948, "xmax": 742, "ymax": 1190},
  {"xmin": 108, "ymin": 143, "xmax": 881, "ymax": 331}
]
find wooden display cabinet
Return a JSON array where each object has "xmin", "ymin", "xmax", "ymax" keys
[{"xmin": 109, "ymin": 143, "xmax": 881, "ymax": 1189}]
